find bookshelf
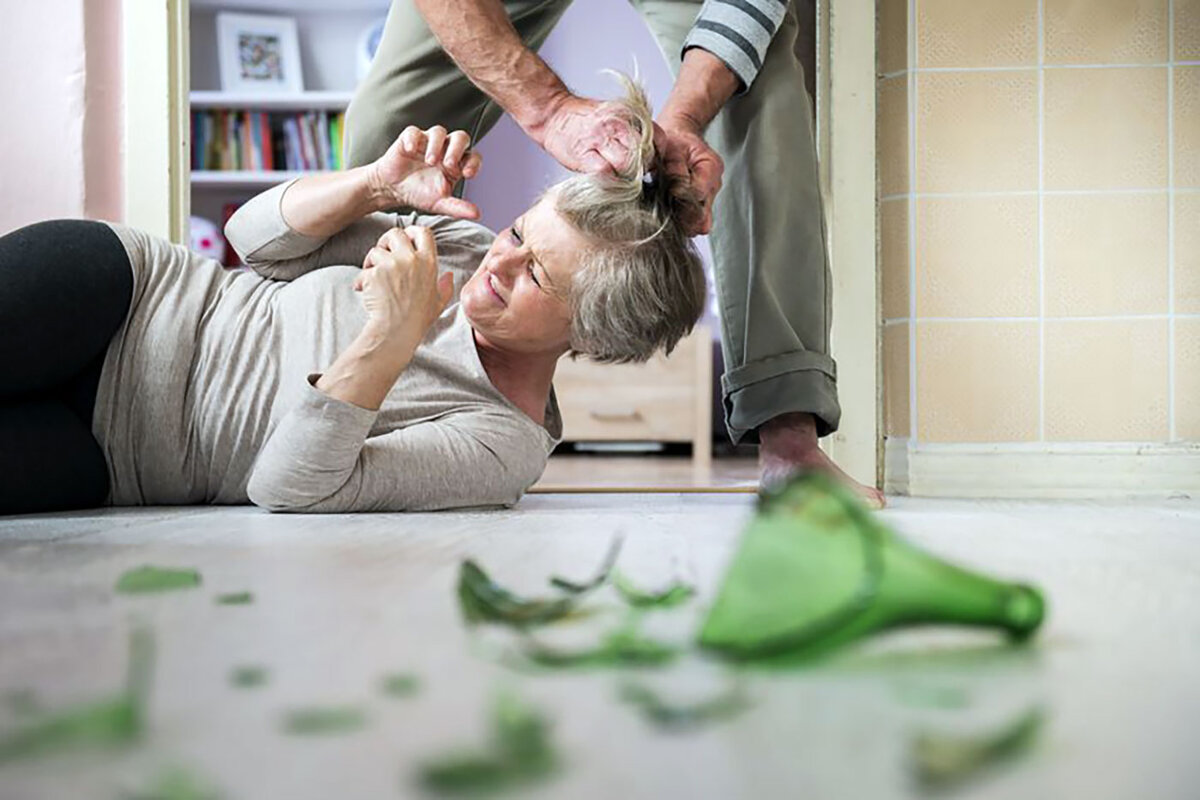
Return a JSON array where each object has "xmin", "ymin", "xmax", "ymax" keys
[{"xmin": 188, "ymin": 1, "xmax": 386, "ymax": 250}]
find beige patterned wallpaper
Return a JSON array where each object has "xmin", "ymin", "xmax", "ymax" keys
[{"xmin": 878, "ymin": 0, "xmax": 1199, "ymax": 444}]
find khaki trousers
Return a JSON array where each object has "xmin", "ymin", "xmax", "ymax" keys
[{"xmin": 345, "ymin": 0, "xmax": 839, "ymax": 443}]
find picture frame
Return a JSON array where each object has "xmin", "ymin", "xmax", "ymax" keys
[{"xmin": 216, "ymin": 12, "xmax": 304, "ymax": 94}]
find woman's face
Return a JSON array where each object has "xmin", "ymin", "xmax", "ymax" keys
[{"xmin": 460, "ymin": 193, "xmax": 592, "ymax": 355}]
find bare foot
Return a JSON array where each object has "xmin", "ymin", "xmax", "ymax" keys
[{"xmin": 758, "ymin": 412, "xmax": 886, "ymax": 510}]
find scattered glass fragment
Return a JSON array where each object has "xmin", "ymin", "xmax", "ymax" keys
[
  {"xmin": 618, "ymin": 681, "xmax": 751, "ymax": 732},
  {"xmin": 116, "ymin": 566, "xmax": 202, "ymax": 594},
  {"xmin": 380, "ymin": 673, "xmax": 420, "ymax": 698},
  {"xmin": 215, "ymin": 591, "xmax": 253, "ymax": 605},
  {"xmin": 418, "ymin": 692, "xmax": 557, "ymax": 795},
  {"xmin": 613, "ymin": 573, "xmax": 696, "ymax": 609},
  {"xmin": 911, "ymin": 707, "xmax": 1045, "ymax": 789},
  {"xmin": 458, "ymin": 561, "xmax": 581, "ymax": 628},
  {"xmin": 0, "ymin": 627, "xmax": 153, "ymax": 762},
  {"xmin": 229, "ymin": 666, "xmax": 268, "ymax": 689},
  {"xmin": 2, "ymin": 688, "xmax": 40, "ymax": 716},
  {"xmin": 548, "ymin": 536, "xmax": 623, "ymax": 594},
  {"xmin": 700, "ymin": 472, "xmax": 1046, "ymax": 662},
  {"xmin": 520, "ymin": 625, "xmax": 678, "ymax": 669},
  {"xmin": 122, "ymin": 765, "xmax": 221, "ymax": 800},
  {"xmin": 282, "ymin": 706, "xmax": 366, "ymax": 735}
]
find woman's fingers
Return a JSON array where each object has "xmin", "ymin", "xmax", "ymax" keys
[
  {"xmin": 461, "ymin": 150, "xmax": 483, "ymax": 179},
  {"xmin": 400, "ymin": 126, "xmax": 427, "ymax": 159},
  {"xmin": 376, "ymin": 227, "xmax": 415, "ymax": 254},
  {"xmin": 424, "ymin": 125, "xmax": 448, "ymax": 166},
  {"xmin": 442, "ymin": 131, "xmax": 471, "ymax": 175},
  {"xmin": 404, "ymin": 225, "xmax": 436, "ymax": 257},
  {"xmin": 429, "ymin": 196, "xmax": 481, "ymax": 220}
]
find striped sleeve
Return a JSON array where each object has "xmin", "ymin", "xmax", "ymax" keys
[{"xmin": 682, "ymin": 0, "xmax": 787, "ymax": 93}]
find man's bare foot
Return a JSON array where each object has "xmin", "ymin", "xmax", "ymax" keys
[{"xmin": 758, "ymin": 412, "xmax": 887, "ymax": 509}]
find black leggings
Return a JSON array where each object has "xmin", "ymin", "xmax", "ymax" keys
[{"xmin": 0, "ymin": 220, "xmax": 133, "ymax": 516}]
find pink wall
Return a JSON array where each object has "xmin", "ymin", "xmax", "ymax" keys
[
  {"xmin": 0, "ymin": 0, "xmax": 122, "ymax": 236},
  {"xmin": 84, "ymin": 0, "xmax": 124, "ymax": 223}
]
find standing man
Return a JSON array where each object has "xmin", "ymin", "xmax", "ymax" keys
[{"xmin": 345, "ymin": 0, "xmax": 883, "ymax": 506}]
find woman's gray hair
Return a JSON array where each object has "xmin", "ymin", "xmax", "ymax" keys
[{"xmin": 553, "ymin": 72, "xmax": 708, "ymax": 365}]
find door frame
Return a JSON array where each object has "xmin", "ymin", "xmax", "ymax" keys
[
  {"xmin": 123, "ymin": 0, "xmax": 880, "ymax": 486},
  {"xmin": 123, "ymin": 0, "xmax": 190, "ymax": 242},
  {"xmin": 816, "ymin": 0, "xmax": 880, "ymax": 487}
]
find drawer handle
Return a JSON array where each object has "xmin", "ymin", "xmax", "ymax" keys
[{"xmin": 588, "ymin": 408, "xmax": 643, "ymax": 422}]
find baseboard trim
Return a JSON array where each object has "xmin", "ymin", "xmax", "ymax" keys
[{"xmin": 884, "ymin": 438, "xmax": 1200, "ymax": 499}]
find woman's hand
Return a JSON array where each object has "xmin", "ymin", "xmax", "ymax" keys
[
  {"xmin": 368, "ymin": 126, "xmax": 485, "ymax": 220},
  {"xmin": 354, "ymin": 226, "xmax": 455, "ymax": 354}
]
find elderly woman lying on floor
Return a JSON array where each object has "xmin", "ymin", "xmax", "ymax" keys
[{"xmin": 0, "ymin": 78, "xmax": 705, "ymax": 515}]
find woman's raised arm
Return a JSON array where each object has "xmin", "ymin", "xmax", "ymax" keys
[{"xmin": 225, "ymin": 126, "xmax": 483, "ymax": 281}]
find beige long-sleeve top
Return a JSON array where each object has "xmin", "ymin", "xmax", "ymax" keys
[{"xmin": 95, "ymin": 182, "xmax": 561, "ymax": 512}]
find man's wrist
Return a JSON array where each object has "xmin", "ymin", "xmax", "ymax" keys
[
  {"xmin": 516, "ymin": 84, "xmax": 574, "ymax": 144},
  {"xmin": 660, "ymin": 48, "xmax": 740, "ymax": 133}
]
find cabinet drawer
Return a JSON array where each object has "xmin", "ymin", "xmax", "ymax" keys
[
  {"xmin": 556, "ymin": 385, "xmax": 696, "ymax": 441},
  {"xmin": 551, "ymin": 327, "xmax": 709, "ymax": 443}
]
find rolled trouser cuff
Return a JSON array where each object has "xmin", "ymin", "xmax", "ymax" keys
[{"xmin": 721, "ymin": 349, "xmax": 841, "ymax": 444}]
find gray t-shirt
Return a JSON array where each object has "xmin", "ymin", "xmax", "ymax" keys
[{"xmin": 96, "ymin": 182, "xmax": 561, "ymax": 512}]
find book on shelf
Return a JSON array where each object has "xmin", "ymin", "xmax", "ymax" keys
[{"xmin": 191, "ymin": 109, "xmax": 347, "ymax": 172}]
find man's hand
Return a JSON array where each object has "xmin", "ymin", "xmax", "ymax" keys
[
  {"xmin": 534, "ymin": 94, "xmax": 641, "ymax": 176},
  {"xmin": 652, "ymin": 118, "xmax": 724, "ymax": 236},
  {"xmin": 368, "ymin": 125, "xmax": 484, "ymax": 218}
]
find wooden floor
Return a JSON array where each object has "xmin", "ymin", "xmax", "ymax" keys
[
  {"xmin": 533, "ymin": 455, "xmax": 759, "ymax": 492},
  {"xmin": 1, "ymin": 495, "xmax": 1198, "ymax": 799}
]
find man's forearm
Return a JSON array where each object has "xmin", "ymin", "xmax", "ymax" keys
[
  {"xmin": 659, "ymin": 49, "xmax": 740, "ymax": 132},
  {"xmin": 413, "ymin": 0, "xmax": 569, "ymax": 140}
]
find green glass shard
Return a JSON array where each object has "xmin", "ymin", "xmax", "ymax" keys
[
  {"xmin": 115, "ymin": 566, "xmax": 202, "ymax": 594},
  {"xmin": 618, "ymin": 681, "xmax": 750, "ymax": 732},
  {"xmin": 229, "ymin": 666, "xmax": 268, "ymax": 689},
  {"xmin": 122, "ymin": 765, "xmax": 221, "ymax": 800},
  {"xmin": 458, "ymin": 561, "xmax": 581, "ymax": 628},
  {"xmin": 912, "ymin": 707, "xmax": 1044, "ymax": 789},
  {"xmin": 215, "ymin": 591, "xmax": 253, "ymax": 605},
  {"xmin": 699, "ymin": 472, "xmax": 1046, "ymax": 662},
  {"xmin": 0, "ymin": 627, "xmax": 153, "ymax": 762},
  {"xmin": 380, "ymin": 673, "xmax": 420, "ymax": 698},
  {"xmin": 3, "ymin": 688, "xmax": 40, "ymax": 716},
  {"xmin": 418, "ymin": 692, "xmax": 557, "ymax": 795},
  {"xmin": 613, "ymin": 573, "xmax": 696, "ymax": 609},
  {"xmin": 281, "ymin": 706, "xmax": 365, "ymax": 735},
  {"xmin": 548, "ymin": 536, "xmax": 624, "ymax": 594},
  {"xmin": 520, "ymin": 625, "xmax": 679, "ymax": 669}
]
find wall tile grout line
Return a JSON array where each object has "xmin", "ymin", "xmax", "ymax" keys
[
  {"xmin": 909, "ymin": 62, "xmax": 1199, "ymax": 73},
  {"xmin": 881, "ymin": 188, "xmax": 1199, "ymax": 201},
  {"xmin": 1037, "ymin": 0, "xmax": 1046, "ymax": 443},
  {"xmin": 1168, "ymin": 0, "xmax": 1177, "ymax": 442},
  {"xmin": 883, "ymin": 313, "xmax": 1200, "ymax": 324},
  {"xmin": 907, "ymin": 0, "xmax": 920, "ymax": 444}
]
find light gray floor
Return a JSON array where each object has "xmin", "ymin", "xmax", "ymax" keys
[{"xmin": 1, "ymin": 495, "xmax": 1198, "ymax": 800}]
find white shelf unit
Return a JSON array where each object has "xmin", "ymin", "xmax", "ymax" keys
[
  {"xmin": 189, "ymin": 91, "xmax": 350, "ymax": 187},
  {"xmin": 191, "ymin": 168, "xmax": 335, "ymax": 188},
  {"xmin": 188, "ymin": 2, "xmax": 383, "ymax": 226},
  {"xmin": 190, "ymin": 90, "xmax": 354, "ymax": 111}
]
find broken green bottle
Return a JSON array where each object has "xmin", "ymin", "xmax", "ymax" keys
[{"xmin": 699, "ymin": 472, "xmax": 1045, "ymax": 663}]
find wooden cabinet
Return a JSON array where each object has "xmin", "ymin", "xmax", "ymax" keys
[{"xmin": 553, "ymin": 326, "xmax": 712, "ymax": 467}]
